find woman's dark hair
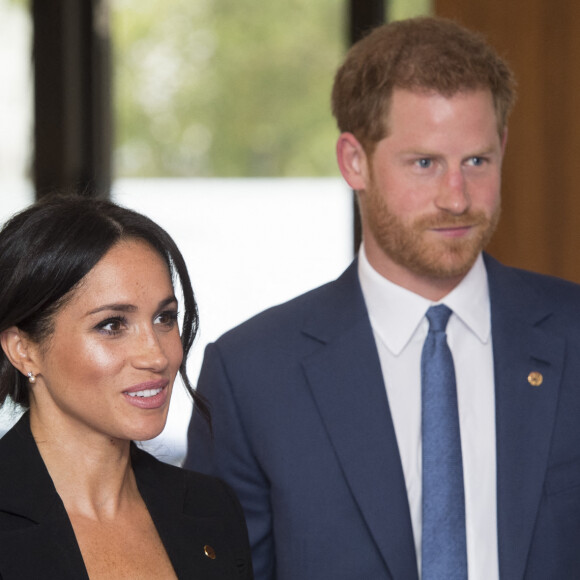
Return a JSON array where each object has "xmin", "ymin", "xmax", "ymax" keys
[{"xmin": 0, "ymin": 194, "xmax": 209, "ymax": 426}]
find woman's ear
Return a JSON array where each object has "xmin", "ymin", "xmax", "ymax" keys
[
  {"xmin": 336, "ymin": 132, "xmax": 371, "ymax": 191},
  {"xmin": 0, "ymin": 327, "xmax": 39, "ymax": 378}
]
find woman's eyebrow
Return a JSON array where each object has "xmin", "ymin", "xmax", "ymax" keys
[{"xmin": 85, "ymin": 295, "xmax": 177, "ymax": 317}]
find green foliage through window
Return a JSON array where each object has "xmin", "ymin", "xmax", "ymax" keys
[{"xmin": 113, "ymin": 0, "xmax": 343, "ymax": 177}]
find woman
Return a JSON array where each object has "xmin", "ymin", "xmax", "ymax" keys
[{"xmin": 0, "ymin": 195, "xmax": 253, "ymax": 579}]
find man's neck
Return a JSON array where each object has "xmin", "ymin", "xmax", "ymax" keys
[{"xmin": 362, "ymin": 244, "xmax": 472, "ymax": 302}]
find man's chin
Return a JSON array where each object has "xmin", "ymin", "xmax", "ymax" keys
[{"xmin": 403, "ymin": 246, "xmax": 481, "ymax": 281}]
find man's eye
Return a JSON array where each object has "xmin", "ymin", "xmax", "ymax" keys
[
  {"xmin": 416, "ymin": 158, "xmax": 432, "ymax": 169},
  {"xmin": 469, "ymin": 156, "xmax": 485, "ymax": 166}
]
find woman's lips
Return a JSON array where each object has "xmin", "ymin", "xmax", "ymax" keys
[{"xmin": 123, "ymin": 379, "xmax": 169, "ymax": 409}]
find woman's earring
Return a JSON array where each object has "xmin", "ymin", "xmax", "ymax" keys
[{"xmin": 27, "ymin": 372, "xmax": 36, "ymax": 384}]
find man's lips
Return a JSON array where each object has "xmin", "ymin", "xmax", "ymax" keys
[{"xmin": 430, "ymin": 224, "xmax": 474, "ymax": 237}]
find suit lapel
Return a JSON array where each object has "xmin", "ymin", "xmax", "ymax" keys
[
  {"xmin": 301, "ymin": 263, "xmax": 418, "ymax": 580},
  {"xmin": 486, "ymin": 256, "xmax": 564, "ymax": 580},
  {"xmin": 300, "ymin": 256, "xmax": 566, "ymax": 580}
]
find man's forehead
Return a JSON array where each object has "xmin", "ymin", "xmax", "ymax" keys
[{"xmin": 383, "ymin": 87, "xmax": 501, "ymax": 134}]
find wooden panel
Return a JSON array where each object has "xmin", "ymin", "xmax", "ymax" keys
[{"xmin": 435, "ymin": 0, "xmax": 580, "ymax": 282}]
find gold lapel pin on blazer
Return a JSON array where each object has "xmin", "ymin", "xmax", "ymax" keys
[
  {"xmin": 528, "ymin": 371, "xmax": 543, "ymax": 387},
  {"xmin": 204, "ymin": 545, "xmax": 216, "ymax": 560}
]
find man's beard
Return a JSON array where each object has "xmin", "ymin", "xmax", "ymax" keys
[{"xmin": 363, "ymin": 185, "xmax": 500, "ymax": 281}]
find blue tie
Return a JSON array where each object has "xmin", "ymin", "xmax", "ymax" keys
[{"xmin": 421, "ymin": 305, "xmax": 467, "ymax": 580}]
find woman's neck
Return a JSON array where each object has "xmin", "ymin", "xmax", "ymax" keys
[{"xmin": 29, "ymin": 407, "xmax": 138, "ymax": 520}]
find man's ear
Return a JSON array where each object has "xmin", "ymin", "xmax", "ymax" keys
[
  {"xmin": 0, "ymin": 327, "xmax": 39, "ymax": 377},
  {"xmin": 336, "ymin": 132, "xmax": 370, "ymax": 191}
]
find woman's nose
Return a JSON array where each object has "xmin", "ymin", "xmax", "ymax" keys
[{"xmin": 131, "ymin": 329, "xmax": 169, "ymax": 372}]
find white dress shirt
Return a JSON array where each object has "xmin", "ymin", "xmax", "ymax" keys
[{"xmin": 358, "ymin": 247, "xmax": 499, "ymax": 580}]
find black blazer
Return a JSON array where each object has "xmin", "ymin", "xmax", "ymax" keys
[{"xmin": 0, "ymin": 413, "xmax": 253, "ymax": 579}]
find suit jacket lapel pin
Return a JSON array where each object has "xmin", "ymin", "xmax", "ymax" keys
[
  {"xmin": 204, "ymin": 544, "xmax": 216, "ymax": 560},
  {"xmin": 528, "ymin": 371, "xmax": 543, "ymax": 387}
]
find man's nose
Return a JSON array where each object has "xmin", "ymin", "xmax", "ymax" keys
[{"xmin": 435, "ymin": 169, "xmax": 470, "ymax": 215}]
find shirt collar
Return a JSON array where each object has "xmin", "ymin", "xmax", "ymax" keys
[{"xmin": 358, "ymin": 245, "xmax": 490, "ymax": 355}]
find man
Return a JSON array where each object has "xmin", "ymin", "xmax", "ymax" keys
[{"xmin": 186, "ymin": 17, "xmax": 580, "ymax": 580}]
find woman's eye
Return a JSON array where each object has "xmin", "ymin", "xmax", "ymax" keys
[
  {"xmin": 96, "ymin": 317, "xmax": 126, "ymax": 335},
  {"xmin": 155, "ymin": 310, "xmax": 179, "ymax": 327}
]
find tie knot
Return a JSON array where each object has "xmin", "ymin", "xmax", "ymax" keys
[{"xmin": 426, "ymin": 304, "xmax": 452, "ymax": 332}]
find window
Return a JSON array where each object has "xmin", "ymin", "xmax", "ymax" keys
[
  {"xmin": 112, "ymin": 1, "xmax": 352, "ymax": 463},
  {"xmin": 0, "ymin": 0, "xmax": 34, "ymax": 435},
  {"xmin": 0, "ymin": 0, "xmax": 34, "ymax": 217}
]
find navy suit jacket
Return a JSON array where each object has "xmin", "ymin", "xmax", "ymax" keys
[
  {"xmin": 186, "ymin": 254, "xmax": 580, "ymax": 579},
  {"xmin": 0, "ymin": 413, "xmax": 253, "ymax": 579}
]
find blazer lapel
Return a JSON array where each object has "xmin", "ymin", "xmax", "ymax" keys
[
  {"xmin": 133, "ymin": 447, "xmax": 245, "ymax": 579},
  {"xmin": 486, "ymin": 256, "xmax": 564, "ymax": 580},
  {"xmin": 301, "ymin": 263, "xmax": 418, "ymax": 580},
  {"xmin": 0, "ymin": 414, "xmax": 88, "ymax": 580},
  {"xmin": 0, "ymin": 417, "xmax": 245, "ymax": 580}
]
